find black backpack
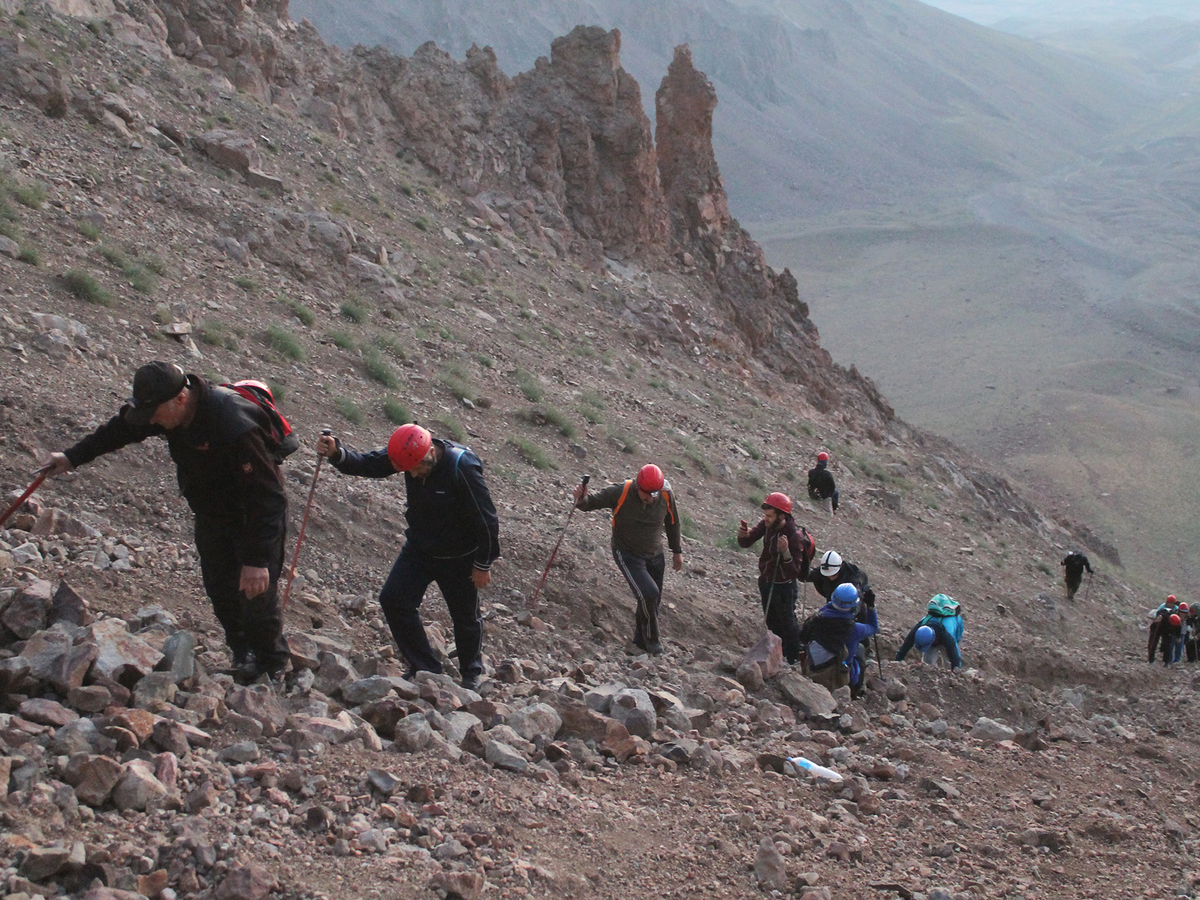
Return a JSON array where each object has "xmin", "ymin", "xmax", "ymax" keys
[{"xmin": 222, "ymin": 380, "xmax": 299, "ymax": 460}]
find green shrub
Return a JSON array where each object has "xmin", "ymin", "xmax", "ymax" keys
[
  {"xmin": 283, "ymin": 296, "xmax": 315, "ymax": 326},
  {"xmin": 63, "ymin": 269, "xmax": 111, "ymax": 305},
  {"xmin": 340, "ymin": 299, "xmax": 367, "ymax": 323},
  {"xmin": 524, "ymin": 405, "xmax": 575, "ymax": 438},
  {"xmin": 383, "ymin": 398, "xmax": 412, "ymax": 424},
  {"xmin": 414, "ymin": 215, "xmax": 431, "ymax": 232},
  {"xmin": 508, "ymin": 437, "xmax": 556, "ymax": 470},
  {"xmin": 234, "ymin": 275, "xmax": 258, "ymax": 293},
  {"xmin": 335, "ymin": 396, "xmax": 363, "ymax": 424},
  {"xmin": 11, "ymin": 182, "xmax": 45, "ymax": 209},
  {"xmin": 440, "ymin": 372, "xmax": 473, "ymax": 403},
  {"xmin": 680, "ymin": 512, "xmax": 700, "ymax": 541},
  {"xmin": 198, "ymin": 321, "xmax": 226, "ymax": 346},
  {"xmin": 363, "ymin": 349, "xmax": 398, "ymax": 388},
  {"xmin": 609, "ymin": 432, "xmax": 637, "ymax": 454},
  {"xmin": 17, "ymin": 246, "xmax": 39, "ymax": 266},
  {"xmin": 682, "ymin": 439, "xmax": 712, "ymax": 475},
  {"xmin": 0, "ymin": 219, "xmax": 16, "ymax": 240},
  {"xmin": 328, "ymin": 330, "xmax": 357, "ymax": 350},
  {"xmin": 264, "ymin": 325, "xmax": 304, "ymax": 360},
  {"xmin": 515, "ymin": 369, "xmax": 543, "ymax": 402},
  {"xmin": 77, "ymin": 220, "xmax": 101, "ymax": 239},
  {"xmin": 374, "ymin": 335, "xmax": 407, "ymax": 359}
]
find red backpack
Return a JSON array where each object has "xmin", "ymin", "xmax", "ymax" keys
[{"xmin": 221, "ymin": 380, "xmax": 299, "ymax": 459}]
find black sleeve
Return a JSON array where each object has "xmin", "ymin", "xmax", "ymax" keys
[
  {"xmin": 329, "ymin": 446, "xmax": 399, "ymax": 479},
  {"xmin": 457, "ymin": 454, "xmax": 500, "ymax": 570},
  {"xmin": 232, "ymin": 427, "xmax": 288, "ymax": 569},
  {"xmin": 64, "ymin": 410, "xmax": 159, "ymax": 467}
]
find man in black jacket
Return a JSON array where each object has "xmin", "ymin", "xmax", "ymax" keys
[
  {"xmin": 317, "ymin": 424, "xmax": 500, "ymax": 689},
  {"xmin": 39, "ymin": 361, "xmax": 291, "ymax": 680},
  {"xmin": 807, "ymin": 451, "xmax": 839, "ymax": 515},
  {"xmin": 1060, "ymin": 550, "xmax": 1093, "ymax": 600}
]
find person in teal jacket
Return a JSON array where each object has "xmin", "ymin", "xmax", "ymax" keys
[{"xmin": 895, "ymin": 594, "xmax": 964, "ymax": 670}]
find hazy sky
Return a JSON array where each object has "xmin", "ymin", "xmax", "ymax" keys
[{"xmin": 920, "ymin": 0, "xmax": 1200, "ymax": 25}]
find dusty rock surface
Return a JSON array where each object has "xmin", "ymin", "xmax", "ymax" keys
[{"xmin": 0, "ymin": 3, "xmax": 1197, "ymax": 900}]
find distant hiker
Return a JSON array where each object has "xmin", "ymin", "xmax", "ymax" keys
[
  {"xmin": 1185, "ymin": 604, "xmax": 1199, "ymax": 663},
  {"xmin": 317, "ymin": 424, "xmax": 499, "ymax": 690},
  {"xmin": 798, "ymin": 582, "xmax": 877, "ymax": 696},
  {"xmin": 1148, "ymin": 595, "xmax": 1180, "ymax": 665},
  {"xmin": 574, "ymin": 464, "xmax": 682, "ymax": 656},
  {"xmin": 1060, "ymin": 551, "xmax": 1093, "ymax": 600},
  {"xmin": 895, "ymin": 594, "xmax": 964, "ymax": 671},
  {"xmin": 737, "ymin": 492, "xmax": 815, "ymax": 664},
  {"xmin": 38, "ymin": 361, "xmax": 292, "ymax": 682},
  {"xmin": 807, "ymin": 451, "xmax": 839, "ymax": 515}
]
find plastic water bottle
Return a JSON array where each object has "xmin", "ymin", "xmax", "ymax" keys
[{"xmin": 787, "ymin": 756, "xmax": 843, "ymax": 783}]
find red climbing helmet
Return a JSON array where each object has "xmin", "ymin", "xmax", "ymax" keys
[
  {"xmin": 636, "ymin": 464, "xmax": 664, "ymax": 493},
  {"xmin": 762, "ymin": 492, "xmax": 792, "ymax": 515},
  {"xmin": 817, "ymin": 451, "xmax": 829, "ymax": 462},
  {"xmin": 1170, "ymin": 614, "xmax": 1182, "ymax": 627},
  {"xmin": 1180, "ymin": 603, "xmax": 1191, "ymax": 613},
  {"xmin": 387, "ymin": 423, "xmax": 432, "ymax": 472},
  {"xmin": 1168, "ymin": 595, "xmax": 1177, "ymax": 602}
]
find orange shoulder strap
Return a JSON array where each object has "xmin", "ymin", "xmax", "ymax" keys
[{"xmin": 611, "ymin": 479, "xmax": 633, "ymax": 529}]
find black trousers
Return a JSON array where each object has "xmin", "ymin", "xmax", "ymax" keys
[
  {"xmin": 613, "ymin": 547, "xmax": 665, "ymax": 646},
  {"xmin": 759, "ymin": 577, "xmax": 801, "ymax": 663},
  {"xmin": 378, "ymin": 545, "xmax": 483, "ymax": 678},
  {"xmin": 194, "ymin": 515, "xmax": 288, "ymax": 670}
]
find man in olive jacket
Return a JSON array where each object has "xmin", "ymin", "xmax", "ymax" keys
[{"xmin": 574, "ymin": 464, "xmax": 682, "ymax": 655}]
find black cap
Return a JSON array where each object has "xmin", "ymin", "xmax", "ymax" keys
[{"xmin": 124, "ymin": 361, "xmax": 186, "ymax": 426}]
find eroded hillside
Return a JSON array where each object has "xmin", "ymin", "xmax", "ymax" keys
[{"xmin": 0, "ymin": 3, "xmax": 1198, "ymax": 900}]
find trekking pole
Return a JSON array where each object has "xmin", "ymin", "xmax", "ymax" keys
[
  {"xmin": 0, "ymin": 471, "xmax": 48, "ymax": 530},
  {"xmin": 280, "ymin": 430, "xmax": 330, "ymax": 616},
  {"xmin": 529, "ymin": 474, "xmax": 589, "ymax": 611},
  {"xmin": 1084, "ymin": 571, "xmax": 1093, "ymax": 603},
  {"xmin": 873, "ymin": 632, "xmax": 884, "ymax": 678}
]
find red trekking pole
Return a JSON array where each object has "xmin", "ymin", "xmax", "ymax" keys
[
  {"xmin": 0, "ymin": 471, "xmax": 48, "ymax": 530},
  {"xmin": 280, "ymin": 430, "xmax": 330, "ymax": 615},
  {"xmin": 529, "ymin": 474, "xmax": 588, "ymax": 612}
]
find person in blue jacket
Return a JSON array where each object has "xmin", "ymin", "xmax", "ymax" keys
[
  {"xmin": 317, "ymin": 423, "xmax": 500, "ymax": 690},
  {"xmin": 798, "ymin": 582, "xmax": 878, "ymax": 694},
  {"xmin": 895, "ymin": 594, "xmax": 964, "ymax": 670}
]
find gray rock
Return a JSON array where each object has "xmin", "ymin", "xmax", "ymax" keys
[
  {"xmin": 341, "ymin": 675, "xmax": 406, "ymax": 706},
  {"xmin": 218, "ymin": 741, "xmax": 261, "ymax": 763},
  {"xmin": 87, "ymin": 618, "xmax": 164, "ymax": 681},
  {"xmin": 970, "ymin": 717, "xmax": 1016, "ymax": 743},
  {"xmin": 506, "ymin": 702, "xmax": 562, "ymax": 743},
  {"xmin": 753, "ymin": 836, "xmax": 789, "ymax": 891},
  {"xmin": 393, "ymin": 714, "xmax": 434, "ymax": 752},
  {"xmin": 161, "ymin": 630, "xmax": 197, "ymax": 683},
  {"xmin": 111, "ymin": 761, "xmax": 168, "ymax": 811},
  {"xmin": 132, "ymin": 671, "xmax": 177, "ymax": 709},
  {"xmin": 484, "ymin": 739, "xmax": 529, "ymax": 772},
  {"xmin": 777, "ymin": 671, "xmax": 838, "ymax": 717}
]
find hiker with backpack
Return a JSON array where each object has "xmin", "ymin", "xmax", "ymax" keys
[
  {"xmin": 1060, "ymin": 550, "xmax": 1093, "ymax": 600},
  {"xmin": 317, "ymin": 424, "xmax": 499, "ymax": 691},
  {"xmin": 736, "ymin": 492, "xmax": 815, "ymax": 664},
  {"xmin": 895, "ymin": 594, "xmax": 964, "ymax": 670},
  {"xmin": 798, "ymin": 582, "xmax": 877, "ymax": 695},
  {"xmin": 37, "ymin": 361, "xmax": 295, "ymax": 683},
  {"xmin": 1148, "ymin": 595, "xmax": 1180, "ymax": 665},
  {"xmin": 573, "ymin": 464, "xmax": 683, "ymax": 656},
  {"xmin": 807, "ymin": 451, "xmax": 839, "ymax": 515}
]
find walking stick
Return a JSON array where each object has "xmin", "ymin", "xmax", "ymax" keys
[
  {"xmin": 0, "ymin": 472, "xmax": 48, "ymax": 530},
  {"xmin": 280, "ymin": 430, "xmax": 330, "ymax": 615},
  {"xmin": 529, "ymin": 474, "xmax": 588, "ymax": 611},
  {"xmin": 1084, "ymin": 570, "xmax": 1093, "ymax": 603}
]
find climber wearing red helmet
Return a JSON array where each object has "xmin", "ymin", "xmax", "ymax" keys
[
  {"xmin": 736, "ymin": 492, "xmax": 815, "ymax": 663},
  {"xmin": 317, "ymin": 425, "xmax": 500, "ymax": 690},
  {"xmin": 573, "ymin": 464, "xmax": 683, "ymax": 655},
  {"xmin": 1148, "ymin": 594, "xmax": 1184, "ymax": 667},
  {"xmin": 807, "ymin": 451, "xmax": 839, "ymax": 516}
]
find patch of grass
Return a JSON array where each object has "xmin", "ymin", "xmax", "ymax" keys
[
  {"xmin": 515, "ymin": 369, "xmax": 543, "ymax": 402},
  {"xmin": 508, "ymin": 437, "xmax": 557, "ymax": 470},
  {"xmin": 77, "ymin": 220, "xmax": 101, "ymax": 240},
  {"xmin": 340, "ymin": 299, "xmax": 367, "ymax": 323},
  {"xmin": 128, "ymin": 267, "xmax": 156, "ymax": 294},
  {"xmin": 680, "ymin": 512, "xmax": 700, "ymax": 541},
  {"xmin": 327, "ymin": 330, "xmax": 357, "ymax": 350},
  {"xmin": 383, "ymin": 398, "xmax": 412, "ymax": 425},
  {"xmin": 63, "ymin": 269, "xmax": 111, "ymax": 305},
  {"xmin": 681, "ymin": 439, "xmax": 712, "ymax": 475},
  {"xmin": 474, "ymin": 354, "xmax": 493, "ymax": 369},
  {"xmin": 234, "ymin": 275, "xmax": 258, "ymax": 293},
  {"xmin": 334, "ymin": 396, "xmax": 363, "ymax": 425},
  {"xmin": 520, "ymin": 406, "xmax": 576, "ymax": 438},
  {"xmin": 374, "ymin": 335, "xmax": 406, "ymax": 360},
  {"xmin": 142, "ymin": 255, "xmax": 167, "ymax": 276},
  {"xmin": 440, "ymin": 419, "xmax": 467, "ymax": 442},
  {"xmin": 17, "ymin": 246, "xmax": 39, "ymax": 266},
  {"xmin": 282, "ymin": 296, "xmax": 315, "ymax": 326},
  {"xmin": 198, "ymin": 320, "xmax": 227, "ymax": 346},
  {"xmin": 414, "ymin": 215, "xmax": 431, "ymax": 232},
  {"xmin": 0, "ymin": 220, "xmax": 17, "ymax": 241},
  {"xmin": 362, "ymin": 349, "xmax": 398, "ymax": 388},
  {"xmin": 264, "ymin": 325, "xmax": 304, "ymax": 360},
  {"xmin": 10, "ymin": 181, "xmax": 46, "ymax": 209},
  {"xmin": 609, "ymin": 432, "xmax": 638, "ymax": 454},
  {"xmin": 440, "ymin": 370, "xmax": 474, "ymax": 403}
]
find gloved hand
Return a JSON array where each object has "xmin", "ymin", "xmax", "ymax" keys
[{"xmin": 863, "ymin": 589, "xmax": 876, "ymax": 608}]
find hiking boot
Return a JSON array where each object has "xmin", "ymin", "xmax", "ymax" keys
[
  {"xmin": 645, "ymin": 640, "xmax": 664, "ymax": 656},
  {"xmin": 461, "ymin": 673, "xmax": 481, "ymax": 691}
]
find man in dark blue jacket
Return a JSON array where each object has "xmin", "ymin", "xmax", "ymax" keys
[
  {"xmin": 318, "ymin": 424, "xmax": 500, "ymax": 689},
  {"xmin": 39, "ymin": 361, "xmax": 291, "ymax": 681}
]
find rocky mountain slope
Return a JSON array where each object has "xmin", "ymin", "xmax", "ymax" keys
[{"xmin": 0, "ymin": 2, "xmax": 1198, "ymax": 899}]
